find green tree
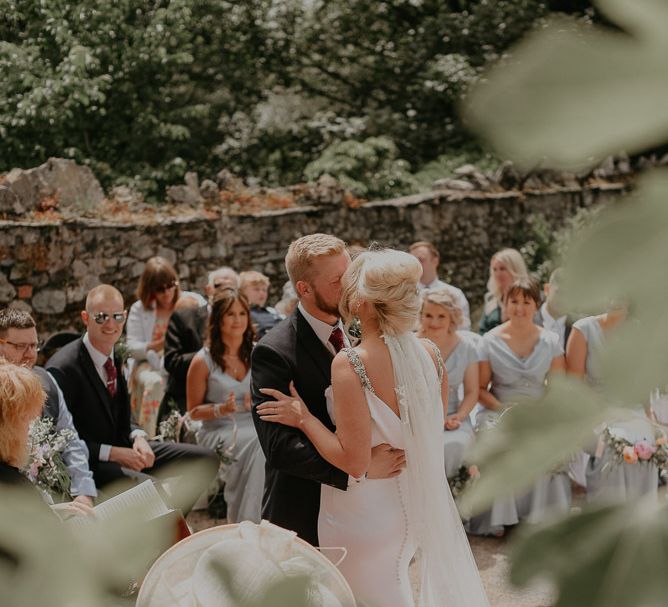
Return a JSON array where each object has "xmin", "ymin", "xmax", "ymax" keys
[{"xmin": 0, "ymin": 0, "xmax": 295, "ymax": 196}]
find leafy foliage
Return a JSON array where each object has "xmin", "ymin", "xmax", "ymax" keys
[
  {"xmin": 303, "ymin": 136, "xmax": 418, "ymax": 199},
  {"xmin": 0, "ymin": 0, "xmax": 589, "ymax": 198},
  {"xmin": 463, "ymin": 0, "xmax": 668, "ymax": 603}
]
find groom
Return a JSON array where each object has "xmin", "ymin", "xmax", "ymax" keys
[{"xmin": 251, "ymin": 234, "xmax": 405, "ymax": 545}]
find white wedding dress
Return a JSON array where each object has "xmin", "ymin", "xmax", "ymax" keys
[{"xmin": 318, "ymin": 334, "xmax": 489, "ymax": 607}]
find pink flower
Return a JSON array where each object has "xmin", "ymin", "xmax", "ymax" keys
[
  {"xmin": 622, "ymin": 446, "xmax": 638, "ymax": 464},
  {"xmin": 29, "ymin": 462, "xmax": 40, "ymax": 480},
  {"xmin": 634, "ymin": 441, "xmax": 656, "ymax": 461},
  {"xmin": 468, "ymin": 465, "xmax": 480, "ymax": 479}
]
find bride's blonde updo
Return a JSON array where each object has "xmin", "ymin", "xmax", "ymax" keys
[{"xmin": 340, "ymin": 249, "xmax": 422, "ymax": 336}]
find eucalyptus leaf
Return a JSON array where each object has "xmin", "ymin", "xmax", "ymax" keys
[
  {"xmin": 0, "ymin": 487, "xmax": 102, "ymax": 607},
  {"xmin": 464, "ymin": 0, "xmax": 668, "ymax": 168},
  {"xmin": 558, "ymin": 170, "xmax": 668, "ymax": 403},
  {"xmin": 511, "ymin": 497, "xmax": 668, "ymax": 607},
  {"xmin": 459, "ymin": 375, "xmax": 608, "ymax": 515}
]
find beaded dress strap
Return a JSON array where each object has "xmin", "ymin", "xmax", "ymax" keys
[
  {"xmin": 343, "ymin": 347, "xmax": 377, "ymax": 395},
  {"xmin": 423, "ymin": 339, "xmax": 445, "ymax": 384}
]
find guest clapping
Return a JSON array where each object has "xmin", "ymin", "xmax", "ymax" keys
[
  {"xmin": 479, "ymin": 248, "xmax": 529, "ymax": 335},
  {"xmin": 126, "ymin": 256, "xmax": 205, "ymax": 436},
  {"xmin": 187, "ymin": 289, "xmax": 265, "ymax": 523},
  {"xmin": 418, "ymin": 289, "xmax": 478, "ymax": 478}
]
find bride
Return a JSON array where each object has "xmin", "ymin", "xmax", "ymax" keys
[{"xmin": 258, "ymin": 249, "xmax": 489, "ymax": 607}]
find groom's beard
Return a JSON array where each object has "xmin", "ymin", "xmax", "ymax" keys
[{"xmin": 313, "ymin": 287, "xmax": 340, "ymax": 318}]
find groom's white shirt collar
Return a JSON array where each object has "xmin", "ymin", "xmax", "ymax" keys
[{"xmin": 298, "ymin": 302, "xmax": 348, "ymax": 355}]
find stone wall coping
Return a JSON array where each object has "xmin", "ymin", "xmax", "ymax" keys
[{"xmin": 0, "ymin": 181, "xmax": 627, "ymax": 229}]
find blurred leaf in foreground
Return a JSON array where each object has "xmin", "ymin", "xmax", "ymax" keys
[
  {"xmin": 556, "ymin": 170, "xmax": 668, "ymax": 406},
  {"xmin": 511, "ymin": 496, "xmax": 668, "ymax": 607},
  {"xmin": 464, "ymin": 0, "xmax": 668, "ymax": 168}
]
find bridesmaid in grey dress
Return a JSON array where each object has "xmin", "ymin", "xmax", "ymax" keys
[
  {"xmin": 566, "ymin": 311, "xmax": 658, "ymax": 500},
  {"xmin": 418, "ymin": 288, "xmax": 479, "ymax": 477},
  {"xmin": 469, "ymin": 278, "xmax": 570, "ymax": 536},
  {"xmin": 186, "ymin": 289, "xmax": 265, "ymax": 523}
]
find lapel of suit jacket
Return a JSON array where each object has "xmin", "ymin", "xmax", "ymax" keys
[
  {"xmin": 293, "ymin": 309, "xmax": 334, "ymax": 386},
  {"xmin": 77, "ymin": 340, "xmax": 116, "ymax": 426}
]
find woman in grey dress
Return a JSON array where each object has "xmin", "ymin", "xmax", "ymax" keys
[
  {"xmin": 566, "ymin": 310, "xmax": 658, "ymax": 500},
  {"xmin": 418, "ymin": 288, "xmax": 478, "ymax": 478},
  {"xmin": 469, "ymin": 278, "xmax": 569, "ymax": 535},
  {"xmin": 187, "ymin": 289, "xmax": 265, "ymax": 523}
]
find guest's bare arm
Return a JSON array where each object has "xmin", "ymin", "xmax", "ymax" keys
[
  {"xmin": 565, "ymin": 328, "xmax": 587, "ymax": 377},
  {"xmin": 478, "ymin": 360, "xmax": 503, "ymax": 411},
  {"xmin": 186, "ymin": 354, "xmax": 235, "ymax": 421}
]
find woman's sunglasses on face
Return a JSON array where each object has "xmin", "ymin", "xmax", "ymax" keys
[{"xmin": 155, "ymin": 281, "xmax": 178, "ymax": 294}]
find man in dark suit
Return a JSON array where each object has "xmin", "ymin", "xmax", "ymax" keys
[
  {"xmin": 48, "ymin": 285, "xmax": 218, "ymax": 511},
  {"xmin": 159, "ymin": 266, "xmax": 239, "ymax": 420},
  {"xmin": 534, "ymin": 268, "xmax": 572, "ymax": 351},
  {"xmin": 251, "ymin": 234, "xmax": 405, "ymax": 545}
]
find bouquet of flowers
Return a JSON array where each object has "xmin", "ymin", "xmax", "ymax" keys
[
  {"xmin": 23, "ymin": 416, "xmax": 75, "ymax": 502},
  {"xmin": 154, "ymin": 409, "xmax": 185, "ymax": 443},
  {"xmin": 448, "ymin": 465, "xmax": 480, "ymax": 499},
  {"xmin": 602, "ymin": 426, "xmax": 668, "ymax": 470}
]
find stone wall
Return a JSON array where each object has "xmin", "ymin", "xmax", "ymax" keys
[{"xmin": 0, "ymin": 184, "xmax": 625, "ymax": 338}]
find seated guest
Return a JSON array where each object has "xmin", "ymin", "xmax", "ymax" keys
[
  {"xmin": 567, "ymin": 306, "xmax": 657, "ymax": 501},
  {"xmin": 417, "ymin": 289, "xmax": 478, "ymax": 479},
  {"xmin": 239, "ymin": 270, "xmax": 282, "ymax": 340},
  {"xmin": 0, "ymin": 360, "xmax": 91, "ymax": 519},
  {"xmin": 409, "ymin": 241, "xmax": 471, "ymax": 330},
  {"xmin": 274, "ymin": 280, "xmax": 298, "ymax": 317},
  {"xmin": 0, "ymin": 360, "xmax": 46, "ymax": 491},
  {"xmin": 47, "ymin": 285, "xmax": 218, "ymax": 513},
  {"xmin": 160, "ymin": 266, "xmax": 239, "ymax": 419},
  {"xmin": 126, "ymin": 256, "xmax": 205, "ymax": 436},
  {"xmin": 479, "ymin": 248, "xmax": 529, "ymax": 335},
  {"xmin": 187, "ymin": 289, "xmax": 265, "ymax": 523},
  {"xmin": 469, "ymin": 278, "xmax": 569, "ymax": 535},
  {"xmin": 0, "ymin": 309, "xmax": 97, "ymax": 507},
  {"xmin": 534, "ymin": 268, "xmax": 572, "ymax": 351}
]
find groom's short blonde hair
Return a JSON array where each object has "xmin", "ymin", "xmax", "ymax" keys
[{"xmin": 285, "ymin": 234, "xmax": 346, "ymax": 287}]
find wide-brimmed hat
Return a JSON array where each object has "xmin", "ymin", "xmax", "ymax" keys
[{"xmin": 137, "ymin": 520, "xmax": 354, "ymax": 607}]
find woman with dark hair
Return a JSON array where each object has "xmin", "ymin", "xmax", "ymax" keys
[
  {"xmin": 127, "ymin": 256, "xmax": 205, "ymax": 436},
  {"xmin": 469, "ymin": 277, "xmax": 569, "ymax": 536},
  {"xmin": 186, "ymin": 289, "xmax": 264, "ymax": 523}
]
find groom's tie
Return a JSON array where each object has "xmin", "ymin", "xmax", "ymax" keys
[{"xmin": 329, "ymin": 326, "xmax": 345, "ymax": 353}]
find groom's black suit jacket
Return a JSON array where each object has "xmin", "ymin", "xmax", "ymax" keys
[{"xmin": 251, "ymin": 309, "xmax": 348, "ymax": 546}]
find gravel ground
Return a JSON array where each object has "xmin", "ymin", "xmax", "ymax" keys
[{"xmin": 185, "ymin": 511, "xmax": 554, "ymax": 607}]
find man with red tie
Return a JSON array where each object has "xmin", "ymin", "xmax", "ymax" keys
[
  {"xmin": 251, "ymin": 234, "xmax": 405, "ymax": 545},
  {"xmin": 48, "ymin": 285, "xmax": 217, "ymax": 510}
]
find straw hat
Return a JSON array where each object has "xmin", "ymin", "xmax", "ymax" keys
[{"xmin": 137, "ymin": 520, "xmax": 354, "ymax": 607}]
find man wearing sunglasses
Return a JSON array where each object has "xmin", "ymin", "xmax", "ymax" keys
[
  {"xmin": 0, "ymin": 308, "xmax": 96, "ymax": 514},
  {"xmin": 48, "ymin": 285, "xmax": 218, "ymax": 511}
]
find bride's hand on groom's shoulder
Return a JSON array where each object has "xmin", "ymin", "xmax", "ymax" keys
[{"xmin": 258, "ymin": 382, "xmax": 313, "ymax": 429}]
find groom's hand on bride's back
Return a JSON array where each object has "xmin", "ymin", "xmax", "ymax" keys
[{"xmin": 366, "ymin": 443, "xmax": 406, "ymax": 479}]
